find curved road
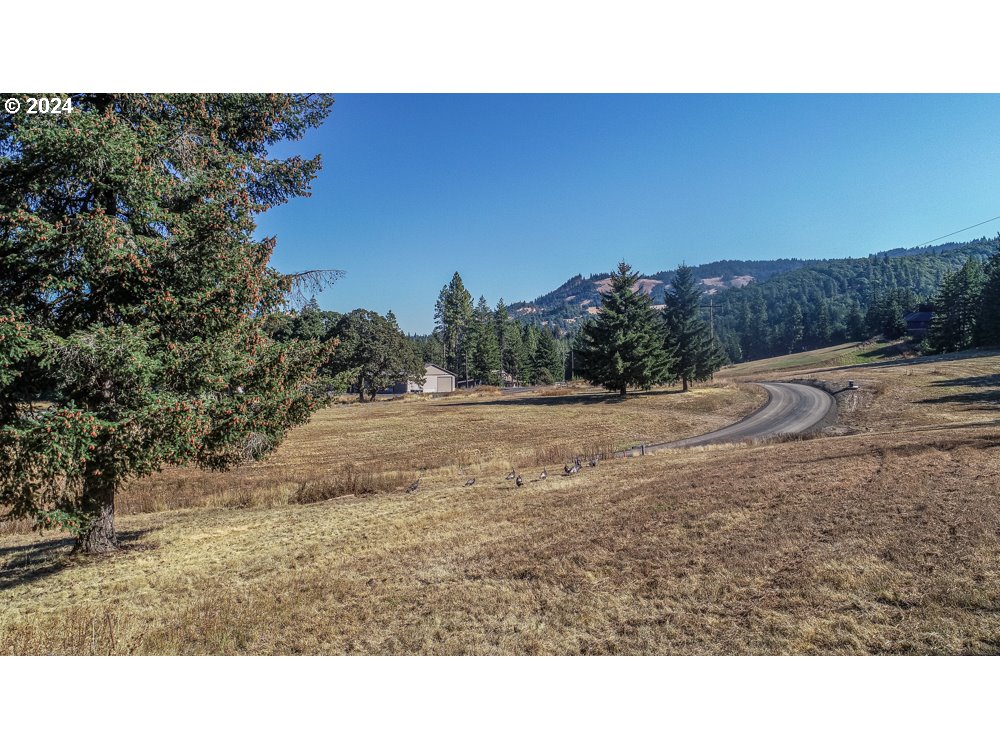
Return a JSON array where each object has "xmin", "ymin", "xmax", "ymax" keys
[{"xmin": 623, "ymin": 382, "xmax": 835, "ymax": 455}]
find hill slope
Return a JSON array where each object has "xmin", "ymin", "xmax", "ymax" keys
[
  {"xmin": 510, "ymin": 239, "xmax": 993, "ymax": 331},
  {"xmin": 510, "ymin": 238, "xmax": 996, "ymax": 362},
  {"xmin": 511, "ymin": 258, "xmax": 813, "ymax": 326}
]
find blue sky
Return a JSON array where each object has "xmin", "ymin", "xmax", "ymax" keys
[{"xmin": 258, "ymin": 95, "xmax": 1000, "ymax": 334}]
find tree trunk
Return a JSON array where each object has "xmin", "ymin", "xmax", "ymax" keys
[
  {"xmin": 682, "ymin": 376, "xmax": 690, "ymax": 392},
  {"xmin": 620, "ymin": 384, "xmax": 627, "ymax": 396},
  {"xmin": 75, "ymin": 476, "xmax": 118, "ymax": 554}
]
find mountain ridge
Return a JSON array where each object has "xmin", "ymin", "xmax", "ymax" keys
[{"xmin": 509, "ymin": 239, "xmax": 992, "ymax": 331}]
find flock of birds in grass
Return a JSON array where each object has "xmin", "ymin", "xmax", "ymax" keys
[{"xmin": 405, "ymin": 455, "xmax": 600, "ymax": 494}]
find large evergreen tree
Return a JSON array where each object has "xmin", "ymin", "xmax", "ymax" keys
[
  {"xmin": 0, "ymin": 93, "xmax": 336, "ymax": 552},
  {"xmin": 433, "ymin": 272, "xmax": 473, "ymax": 374},
  {"xmin": 520, "ymin": 322, "xmax": 540, "ymax": 385},
  {"xmin": 976, "ymin": 237, "xmax": 1000, "ymax": 347},
  {"xmin": 574, "ymin": 262, "xmax": 672, "ymax": 395},
  {"xmin": 737, "ymin": 290, "xmax": 771, "ymax": 360},
  {"xmin": 530, "ymin": 326, "xmax": 564, "ymax": 385},
  {"xmin": 924, "ymin": 259, "xmax": 986, "ymax": 354},
  {"xmin": 782, "ymin": 301, "xmax": 805, "ymax": 353},
  {"xmin": 845, "ymin": 300, "xmax": 867, "ymax": 341},
  {"xmin": 468, "ymin": 296, "xmax": 501, "ymax": 385},
  {"xmin": 495, "ymin": 298, "xmax": 528, "ymax": 385},
  {"xmin": 662, "ymin": 264, "xmax": 722, "ymax": 391}
]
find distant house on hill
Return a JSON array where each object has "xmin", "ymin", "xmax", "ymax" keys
[
  {"xmin": 384, "ymin": 363, "xmax": 456, "ymax": 395},
  {"xmin": 903, "ymin": 311, "xmax": 932, "ymax": 338}
]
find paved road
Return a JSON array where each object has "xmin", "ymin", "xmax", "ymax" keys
[{"xmin": 623, "ymin": 382, "xmax": 835, "ymax": 455}]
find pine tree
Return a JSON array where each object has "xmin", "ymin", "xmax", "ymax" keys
[
  {"xmin": 976, "ymin": 237, "xmax": 1000, "ymax": 346},
  {"xmin": 0, "ymin": 94, "xmax": 336, "ymax": 552},
  {"xmin": 293, "ymin": 296, "xmax": 328, "ymax": 340},
  {"xmin": 662, "ymin": 264, "xmax": 721, "ymax": 390},
  {"xmin": 574, "ymin": 262, "xmax": 672, "ymax": 395},
  {"xmin": 521, "ymin": 322, "xmax": 540, "ymax": 384},
  {"xmin": 815, "ymin": 299, "xmax": 832, "ymax": 345},
  {"xmin": 433, "ymin": 272, "xmax": 473, "ymax": 373},
  {"xmin": 783, "ymin": 301, "xmax": 805, "ymax": 353},
  {"xmin": 884, "ymin": 298, "xmax": 907, "ymax": 339},
  {"xmin": 468, "ymin": 296, "xmax": 501, "ymax": 385},
  {"xmin": 924, "ymin": 259, "xmax": 986, "ymax": 354},
  {"xmin": 846, "ymin": 300, "xmax": 867, "ymax": 341},
  {"xmin": 531, "ymin": 327, "xmax": 564, "ymax": 385},
  {"xmin": 495, "ymin": 298, "xmax": 527, "ymax": 385},
  {"xmin": 506, "ymin": 324, "xmax": 530, "ymax": 386}
]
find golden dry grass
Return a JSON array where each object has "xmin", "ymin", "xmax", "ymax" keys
[
  {"xmin": 88, "ymin": 381, "xmax": 766, "ymax": 519},
  {"xmin": 3, "ymin": 354, "xmax": 1000, "ymax": 654}
]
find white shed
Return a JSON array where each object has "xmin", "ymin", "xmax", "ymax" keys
[{"xmin": 410, "ymin": 363, "xmax": 456, "ymax": 394}]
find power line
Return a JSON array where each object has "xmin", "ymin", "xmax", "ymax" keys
[{"xmin": 915, "ymin": 214, "xmax": 1000, "ymax": 248}]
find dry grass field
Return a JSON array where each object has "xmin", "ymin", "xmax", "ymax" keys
[
  {"xmin": 3, "ymin": 349, "xmax": 1000, "ymax": 655},
  {"xmin": 96, "ymin": 381, "xmax": 765, "ymax": 518}
]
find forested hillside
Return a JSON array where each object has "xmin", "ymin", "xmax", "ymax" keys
[
  {"xmin": 511, "ymin": 239, "xmax": 996, "ymax": 362},
  {"xmin": 511, "ymin": 258, "xmax": 813, "ymax": 326},
  {"xmin": 711, "ymin": 240, "xmax": 995, "ymax": 360}
]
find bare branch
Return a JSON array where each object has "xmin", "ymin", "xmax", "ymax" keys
[{"xmin": 284, "ymin": 269, "xmax": 345, "ymax": 308}]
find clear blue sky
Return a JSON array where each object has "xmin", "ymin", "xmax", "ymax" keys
[{"xmin": 258, "ymin": 94, "xmax": 1000, "ymax": 334}]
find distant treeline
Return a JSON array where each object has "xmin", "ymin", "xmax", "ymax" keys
[
  {"xmin": 710, "ymin": 241, "xmax": 995, "ymax": 361},
  {"xmin": 268, "ymin": 239, "xmax": 1000, "ymax": 399},
  {"xmin": 920, "ymin": 245, "xmax": 1000, "ymax": 355},
  {"xmin": 267, "ymin": 285, "xmax": 572, "ymax": 396},
  {"xmin": 510, "ymin": 239, "xmax": 997, "ymax": 362},
  {"xmin": 414, "ymin": 273, "xmax": 568, "ymax": 386}
]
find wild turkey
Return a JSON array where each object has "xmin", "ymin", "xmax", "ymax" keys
[
  {"xmin": 464, "ymin": 478, "xmax": 476, "ymax": 486},
  {"xmin": 589, "ymin": 456, "xmax": 599, "ymax": 468},
  {"xmin": 515, "ymin": 474, "xmax": 524, "ymax": 487},
  {"xmin": 568, "ymin": 463, "xmax": 580, "ymax": 475},
  {"xmin": 563, "ymin": 463, "xmax": 573, "ymax": 475},
  {"xmin": 539, "ymin": 469, "xmax": 547, "ymax": 481},
  {"xmin": 505, "ymin": 470, "xmax": 516, "ymax": 481},
  {"xmin": 406, "ymin": 478, "xmax": 420, "ymax": 493}
]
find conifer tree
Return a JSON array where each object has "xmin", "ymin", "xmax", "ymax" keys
[
  {"xmin": 924, "ymin": 259, "xmax": 986, "ymax": 354},
  {"xmin": 293, "ymin": 297, "xmax": 328, "ymax": 340},
  {"xmin": 469, "ymin": 296, "xmax": 501, "ymax": 385},
  {"xmin": 0, "ymin": 94, "xmax": 336, "ymax": 552},
  {"xmin": 884, "ymin": 298, "xmax": 907, "ymax": 339},
  {"xmin": 976, "ymin": 237, "xmax": 1000, "ymax": 346},
  {"xmin": 815, "ymin": 299, "xmax": 833, "ymax": 345},
  {"xmin": 574, "ymin": 262, "xmax": 672, "ymax": 395},
  {"xmin": 506, "ymin": 325, "xmax": 531, "ymax": 385},
  {"xmin": 494, "ymin": 298, "xmax": 527, "ymax": 385},
  {"xmin": 521, "ymin": 322, "xmax": 540, "ymax": 384},
  {"xmin": 737, "ymin": 291, "xmax": 770, "ymax": 360},
  {"xmin": 662, "ymin": 264, "xmax": 722, "ymax": 391},
  {"xmin": 433, "ymin": 272, "xmax": 473, "ymax": 373},
  {"xmin": 846, "ymin": 300, "xmax": 867, "ymax": 341},
  {"xmin": 531, "ymin": 327, "xmax": 564, "ymax": 385},
  {"xmin": 783, "ymin": 301, "xmax": 805, "ymax": 353}
]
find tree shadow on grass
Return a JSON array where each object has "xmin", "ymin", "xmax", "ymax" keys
[
  {"xmin": 809, "ymin": 347, "xmax": 1000, "ymax": 375},
  {"xmin": 0, "ymin": 530, "xmax": 151, "ymax": 593},
  {"xmin": 919, "ymin": 374, "xmax": 1000, "ymax": 409}
]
